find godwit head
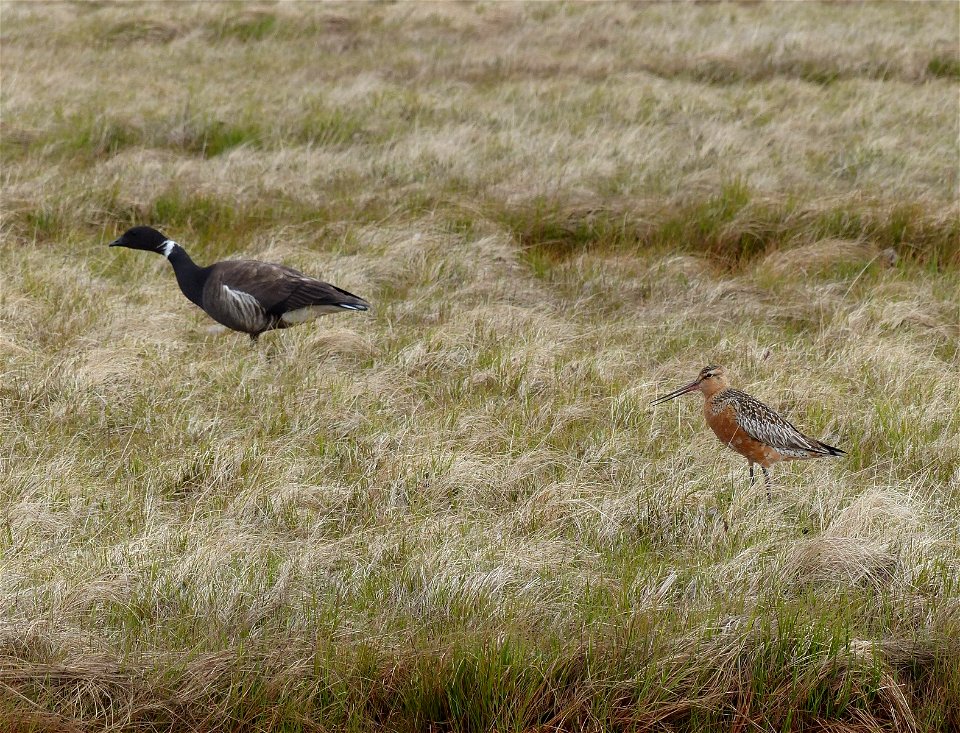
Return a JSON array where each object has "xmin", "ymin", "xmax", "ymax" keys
[{"xmin": 650, "ymin": 365, "xmax": 729, "ymax": 404}]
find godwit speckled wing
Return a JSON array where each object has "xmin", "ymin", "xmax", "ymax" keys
[{"xmin": 712, "ymin": 389, "xmax": 845, "ymax": 458}]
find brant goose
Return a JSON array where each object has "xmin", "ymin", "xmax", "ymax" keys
[
  {"xmin": 651, "ymin": 365, "xmax": 845, "ymax": 499},
  {"xmin": 109, "ymin": 226, "xmax": 369, "ymax": 341}
]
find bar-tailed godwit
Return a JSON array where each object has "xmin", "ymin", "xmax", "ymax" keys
[{"xmin": 650, "ymin": 365, "xmax": 846, "ymax": 498}]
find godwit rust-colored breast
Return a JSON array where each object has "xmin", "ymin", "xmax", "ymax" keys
[{"xmin": 704, "ymin": 391, "xmax": 784, "ymax": 468}]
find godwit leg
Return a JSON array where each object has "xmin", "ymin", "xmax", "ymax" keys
[
  {"xmin": 749, "ymin": 463, "xmax": 755, "ymax": 485},
  {"xmin": 762, "ymin": 467, "xmax": 771, "ymax": 501}
]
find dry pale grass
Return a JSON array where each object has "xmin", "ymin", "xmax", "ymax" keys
[{"xmin": 1, "ymin": 2, "xmax": 958, "ymax": 731}]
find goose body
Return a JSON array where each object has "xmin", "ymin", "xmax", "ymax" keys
[
  {"xmin": 651, "ymin": 365, "xmax": 845, "ymax": 498},
  {"xmin": 110, "ymin": 226, "xmax": 369, "ymax": 340}
]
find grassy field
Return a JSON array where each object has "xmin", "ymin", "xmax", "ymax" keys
[{"xmin": 1, "ymin": 2, "xmax": 959, "ymax": 731}]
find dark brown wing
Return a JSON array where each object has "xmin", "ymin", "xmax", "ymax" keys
[{"xmin": 209, "ymin": 260, "xmax": 369, "ymax": 316}]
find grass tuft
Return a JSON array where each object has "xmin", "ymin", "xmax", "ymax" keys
[
  {"xmin": 493, "ymin": 191, "xmax": 958, "ymax": 273},
  {"xmin": 207, "ymin": 11, "xmax": 279, "ymax": 43},
  {"xmin": 927, "ymin": 53, "xmax": 960, "ymax": 80}
]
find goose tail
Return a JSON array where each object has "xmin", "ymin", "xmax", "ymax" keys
[{"xmin": 331, "ymin": 287, "xmax": 370, "ymax": 311}]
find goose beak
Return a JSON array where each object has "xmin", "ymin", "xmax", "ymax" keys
[
  {"xmin": 650, "ymin": 379, "xmax": 700, "ymax": 406},
  {"xmin": 108, "ymin": 237, "xmax": 123, "ymax": 247}
]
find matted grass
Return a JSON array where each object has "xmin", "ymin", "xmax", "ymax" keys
[{"xmin": 1, "ymin": 2, "xmax": 958, "ymax": 731}]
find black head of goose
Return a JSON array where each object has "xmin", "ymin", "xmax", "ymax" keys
[{"xmin": 109, "ymin": 226, "xmax": 369, "ymax": 341}]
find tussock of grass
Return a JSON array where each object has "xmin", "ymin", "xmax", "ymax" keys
[
  {"xmin": 207, "ymin": 10, "xmax": 279, "ymax": 43},
  {"xmin": 492, "ymin": 191, "xmax": 959, "ymax": 270},
  {"xmin": 927, "ymin": 53, "xmax": 960, "ymax": 80},
  {"xmin": 101, "ymin": 18, "xmax": 183, "ymax": 46},
  {"xmin": 1, "ymin": 1, "xmax": 958, "ymax": 730},
  {"xmin": 639, "ymin": 46, "xmax": 955, "ymax": 87},
  {"xmin": 1, "ymin": 614, "xmax": 956, "ymax": 731},
  {"xmin": 7, "ymin": 107, "xmax": 369, "ymax": 164}
]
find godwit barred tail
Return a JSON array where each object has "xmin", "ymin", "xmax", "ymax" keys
[{"xmin": 650, "ymin": 365, "xmax": 846, "ymax": 500}]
